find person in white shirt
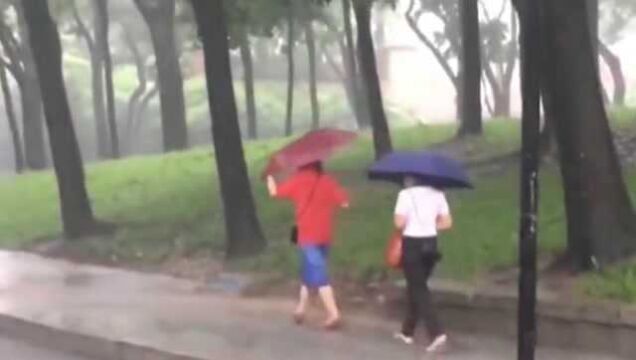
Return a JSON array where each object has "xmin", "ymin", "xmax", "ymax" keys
[{"xmin": 393, "ymin": 176, "xmax": 452, "ymax": 353}]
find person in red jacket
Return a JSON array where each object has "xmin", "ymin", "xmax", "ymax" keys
[{"xmin": 267, "ymin": 162, "xmax": 349, "ymax": 329}]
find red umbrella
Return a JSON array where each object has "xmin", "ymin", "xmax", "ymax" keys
[{"xmin": 262, "ymin": 128, "xmax": 357, "ymax": 178}]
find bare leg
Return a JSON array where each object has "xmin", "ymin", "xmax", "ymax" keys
[
  {"xmin": 318, "ymin": 285, "xmax": 341, "ymax": 328},
  {"xmin": 293, "ymin": 285, "xmax": 309, "ymax": 324}
]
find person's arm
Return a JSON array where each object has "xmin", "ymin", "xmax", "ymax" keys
[
  {"xmin": 267, "ymin": 175, "xmax": 296, "ymax": 199},
  {"xmin": 436, "ymin": 193, "xmax": 453, "ymax": 231},
  {"xmin": 333, "ymin": 180, "xmax": 350, "ymax": 209},
  {"xmin": 267, "ymin": 175, "xmax": 278, "ymax": 197},
  {"xmin": 436, "ymin": 214, "xmax": 453, "ymax": 231},
  {"xmin": 394, "ymin": 214, "xmax": 407, "ymax": 230},
  {"xmin": 394, "ymin": 191, "xmax": 408, "ymax": 230}
]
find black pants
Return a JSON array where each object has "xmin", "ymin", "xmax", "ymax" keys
[{"xmin": 401, "ymin": 236, "xmax": 443, "ymax": 338}]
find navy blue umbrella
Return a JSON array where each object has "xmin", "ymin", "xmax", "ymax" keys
[{"xmin": 368, "ymin": 151, "xmax": 472, "ymax": 189}]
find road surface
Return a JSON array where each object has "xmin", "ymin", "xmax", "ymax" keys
[{"xmin": 0, "ymin": 335, "xmax": 91, "ymax": 359}]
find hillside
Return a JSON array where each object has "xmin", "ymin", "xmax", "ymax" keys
[{"xmin": 2, "ymin": 110, "xmax": 636, "ymax": 302}]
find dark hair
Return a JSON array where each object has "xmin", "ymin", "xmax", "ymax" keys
[
  {"xmin": 404, "ymin": 174, "xmax": 443, "ymax": 191},
  {"xmin": 300, "ymin": 161, "xmax": 323, "ymax": 173}
]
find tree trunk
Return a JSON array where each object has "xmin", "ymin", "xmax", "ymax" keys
[
  {"xmin": 190, "ymin": 0, "xmax": 267, "ymax": 258},
  {"xmin": 18, "ymin": 76, "xmax": 46, "ymax": 170},
  {"xmin": 23, "ymin": 0, "xmax": 99, "ymax": 238},
  {"xmin": 541, "ymin": 0, "xmax": 636, "ymax": 269},
  {"xmin": 484, "ymin": 65, "xmax": 504, "ymax": 117},
  {"xmin": 586, "ymin": 0, "xmax": 599, "ymax": 69},
  {"xmin": 483, "ymin": 76, "xmax": 495, "ymax": 117},
  {"xmin": 327, "ymin": 41, "xmax": 359, "ymax": 125},
  {"xmin": 90, "ymin": 52, "xmax": 109, "ymax": 159},
  {"xmin": 150, "ymin": 24, "xmax": 188, "ymax": 151},
  {"xmin": 539, "ymin": 98, "xmax": 555, "ymax": 158},
  {"xmin": 353, "ymin": 1, "xmax": 392, "ymax": 158},
  {"xmin": 122, "ymin": 29, "xmax": 147, "ymax": 151},
  {"xmin": 284, "ymin": 3, "xmax": 295, "ymax": 137},
  {"xmin": 601, "ymin": 82, "xmax": 611, "ymax": 105},
  {"xmin": 373, "ymin": 8, "xmax": 388, "ymax": 81},
  {"xmin": 239, "ymin": 32, "xmax": 257, "ymax": 140},
  {"xmin": 15, "ymin": 4, "xmax": 46, "ymax": 170},
  {"xmin": 455, "ymin": 73, "xmax": 464, "ymax": 121},
  {"xmin": 486, "ymin": 11, "xmax": 517, "ymax": 119},
  {"xmin": 134, "ymin": 0, "xmax": 188, "ymax": 152},
  {"xmin": 133, "ymin": 84, "xmax": 159, "ymax": 141},
  {"xmin": 305, "ymin": 21, "xmax": 320, "ymax": 130},
  {"xmin": 493, "ymin": 89, "xmax": 511, "ymax": 118},
  {"xmin": 72, "ymin": 0, "xmax": 109, "ymax": 159},
  {"xmin": 599, "ymin": 41, "xmax": 626, "ymax": 106},
  {"xmin": 458, "ymin": 0, "xmax": 483, "ymax": 137},
  {"xmin": 497, "ymin": 10, "xmax": 518, "ymax": 120},
  {"xmin": 0, "ymin": 65, "xmax": 24, "ymax": 173},
  {"xmin": 95, "ymin": 0, "xmax": 119, "ymax": 159},
  {"xmin": 342, "ymin": 0, "xmax": 368, "ymax": 128},
  {"xmin": 405, "ymin": 0, "xmax": 462, "ymax": 121}
]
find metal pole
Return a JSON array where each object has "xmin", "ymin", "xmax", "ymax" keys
[{"xmin": 516, "ymin": 0, "xmax": 541, "ymax": 358}]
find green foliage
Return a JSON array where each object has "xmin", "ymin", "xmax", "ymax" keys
[
  {"xmin": 480, "ymin": 15, "xmax": 516, "ymax": 66},
  {"xmin": 225, "ymin": 0, "xmax": 287, "ymax": 48},
  {"xmin": 407, "ymin": 0, "xmax": 518, "ymax": 93},
  {"xmin": 183, "ymin": 78, "xmax": 354, "ymax": 136},
  {"xmin": 413, "ymin": 0, "xmax": 462, "ymax": 59},
  {"xmin": 64, "ymin": 58, "xmax": 139, "ymax": 106},
  {"xmin": 59, "ymin": 58, "xmax": 355, "ymax": 141}
]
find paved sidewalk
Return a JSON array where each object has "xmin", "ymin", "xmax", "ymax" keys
[
  {"xmin": 0, "ymin": 335, "xmax": 92, "ymax": 359},
  {"xmin": 0, "ymin": 251, "xmax": 627, "ymax": 359}
]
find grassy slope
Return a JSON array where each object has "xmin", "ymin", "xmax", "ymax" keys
[{"xmin": 0, "ymin": 119, "xmax": 553, "ymax": 281}]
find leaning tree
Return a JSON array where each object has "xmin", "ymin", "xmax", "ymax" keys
[
  {"xmin": 23, "ymin": 0, "xmax": 104, "ymax": 238},
  {"xmin": 190, "ymin": 0, "xmax": 267, "ymax": 257}
]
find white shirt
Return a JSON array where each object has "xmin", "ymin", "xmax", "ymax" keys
[{"xmin": 394, "ymin": 186, "xmax": 450, "ymax": 238}]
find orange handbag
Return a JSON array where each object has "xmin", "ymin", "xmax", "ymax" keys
[{"xmin": 385, "ymin": 229, "xmax": 403, "ymax": 269}]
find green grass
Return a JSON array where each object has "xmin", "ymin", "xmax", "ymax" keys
[
  {"xmin": 610, "ymin": 106, "xmax": 636, "ymax": 133},
  {"xmin": 3, "ymin": 110, "xmax": 636, "ymax": 300},
  {"xmin": 582, "ymin": 262, "xmax": 636, "ymax": 303},
  {"xmin": 0, "ymin": 120, "xmax": 544, "ymax": 279},
  {"xmin": 628, "ymin": 87, "xmax": 636, "ymax": 106}
]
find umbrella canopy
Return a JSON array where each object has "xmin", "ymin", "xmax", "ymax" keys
[
  {"xmin": 262, "ymin": 128, "xmax": 357, "ymax": 178},
  {"xmin": 368, "ymin": 151, "xmax": 472, "ymax": 189}
]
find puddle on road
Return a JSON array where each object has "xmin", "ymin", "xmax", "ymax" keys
[{"xmin": 200, "ymin": 273, "xmax": 251, "ymax": 295}]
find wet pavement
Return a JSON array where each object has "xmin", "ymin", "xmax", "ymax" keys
[
  {"xmin": 0, "ymin": 251, "xmax": 628, "ymax": 359},
  {"xmin": 0, "ymin": 335, "xmax": 92, "ymax": 359}
]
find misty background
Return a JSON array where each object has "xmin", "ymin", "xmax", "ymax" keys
[{"xmin": 0, "ymin": 0, "xmax": 634, "ymax": 174}]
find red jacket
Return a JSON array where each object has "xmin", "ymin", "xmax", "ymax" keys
[{"xmin": 276, "ymin": 169, "xmax": 349, "ymax": 245}]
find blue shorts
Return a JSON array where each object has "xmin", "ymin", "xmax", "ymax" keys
[{"xmin": 299, "ymin": 244, "xmax": 330, "ymax": 289}]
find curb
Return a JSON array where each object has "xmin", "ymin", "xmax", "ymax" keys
[
  {"xmin": 0, "ymin": 313, "xmax": 203, "ymax": 360},
  {"xmin": 402, "ymin": 281, "xmax": 636, "ymax": 358}
]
